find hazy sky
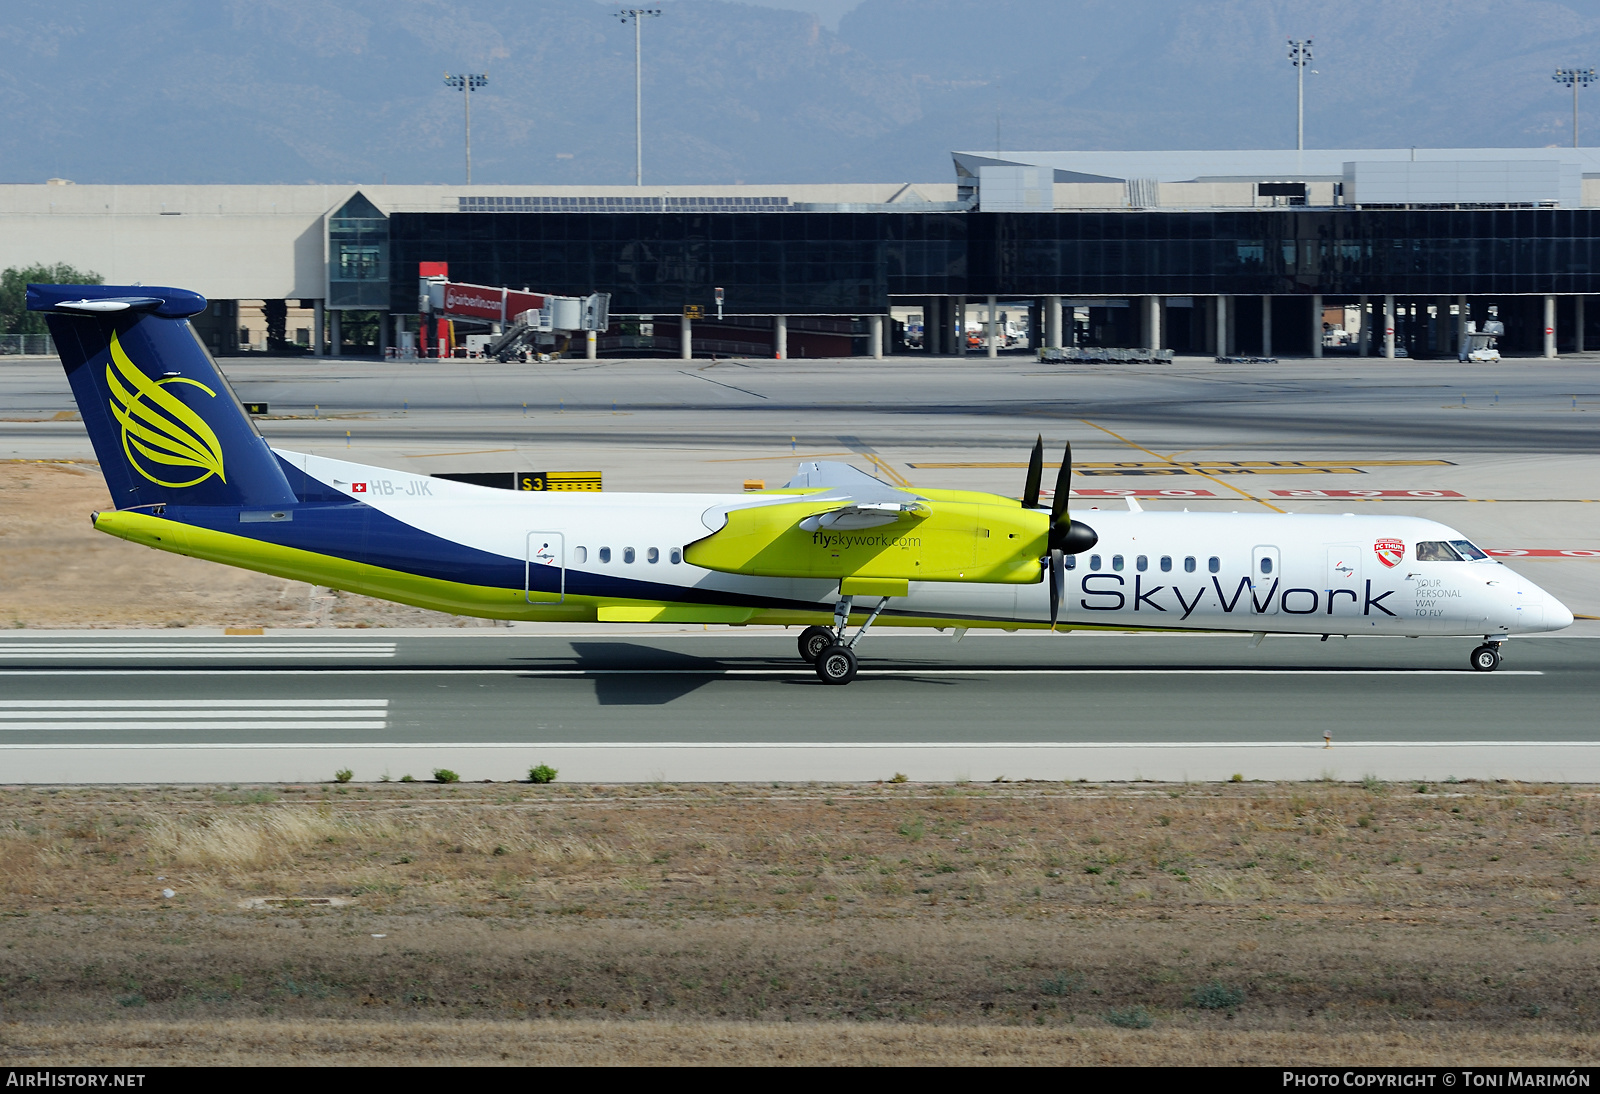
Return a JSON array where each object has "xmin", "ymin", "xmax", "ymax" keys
[{"xmin": 7, "ymin": 1, "xmax": 1600, "ymax": 186}]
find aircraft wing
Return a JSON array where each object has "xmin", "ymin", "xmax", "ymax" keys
[{"xmin": 700, "ymin": 461, "xmax": 927, "ymax": 532}]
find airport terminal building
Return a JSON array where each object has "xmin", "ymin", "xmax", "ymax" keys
[{"xmin": 8, "ymin": 147, "xmax": 1600, "ymax": 360}]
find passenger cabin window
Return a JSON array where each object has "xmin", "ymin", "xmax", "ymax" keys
[
  {"xmin": 1160, "ymin": 556, "xmax": 1172, "ymax": 572},
  {"xmin": 1136, "ymin": 555, "xmax": 1148, "ymax": 572},
  {"xmin": 1415, "ymin": 540, "xmax": 1463, "ymax": 562},
  {"xmin": 1065, "ymin": 554, "xmax": 1076, "ymax": 570},
  {"xmin": 647, "ymin": 547, "xmax": 659, "ymax": 563},
  {"xmin": 1089, "ymin": 555, "xmax": 1102, "ymax": 571},
  {"xmin": 1112, "ymin": 554, "xmax": 1125, "ymax": 571},
  {"xmin": 623, "ymin": 547, "xmax": 636, "ymax": 564},
  {"xmin": 598, "ymin": 547, "xmax": 611, "ymax": 563},
  {"xmin": 1208, "ymin": 556, "xmax": 1220, "ymax": 573},
  {"xmin": 574, "ymin": 546, "xmax": 587, "ymax": 564},
  {"xmin": 1184, "ymin": 556, "xmax": 1196, "ymax": 573},
  {"xmin": 1449, "ymin": 539, "xmax": 1489, "ymax": 561},
  {"xmin": 670, "ymin": 548, "xmax": 683, "ymax": 564},
  {"xmin": 1259, "ymin": 557, "xmax": 1273, "ymax": 574}
]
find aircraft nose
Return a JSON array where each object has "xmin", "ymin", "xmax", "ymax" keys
[{"xmin": 1546, "ymin": 596, "xmax": 1575, "ymax": 631}]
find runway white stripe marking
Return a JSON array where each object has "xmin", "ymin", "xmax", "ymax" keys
[
  {"xmin": 0, "ymin": 740, "xmax": 1591, "ymax": 750},
  {"xmin": 0, "ymin": 722, "xmax": 391, "ymax": 731},
  {"xmin": 0, "ymin": 699, "xmax": 389, "ymax": 733},
  {"xmin": 0, "ymin": 712, "xmax": 384, "ymax": 721},
  {"xmin": 0, "ymin": 643, "xmax": 396, "ymax": 658},
  {"xmin": 1, "ymin": 699, "xmax": 388, "ymax": 708},
  {"xmin": 0, "ymin": 668, "xmax": 1545, "ymax": 677}
]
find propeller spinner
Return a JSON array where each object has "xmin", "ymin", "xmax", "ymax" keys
[{"xmin": 1023, "ymin": 438, "xmax": 1098, "ymax": 629}]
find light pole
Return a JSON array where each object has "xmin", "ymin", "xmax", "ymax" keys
[
  {"xmin": 616, "ymin": 9, "xmax": 661, "ymax": 186},
  {"xmin": 1287, "ymin": 38, "xmax": 1313, "ymax": 151},
  {"xmin": 1553, "ymin": 67, "xmax": 1597, "ymax": 148},
  {"xmin": 445, "ymin": 72, "xmax": 488, "ymax": 184}
]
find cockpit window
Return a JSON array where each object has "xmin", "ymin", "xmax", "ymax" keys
[
  {"xmin": 1415, "ymin": 540, "xmax": 1464, "ymax": 562},
  {"xmin": 1449, "ymin": 539, "xmax": 1490, "ymax": 561}
]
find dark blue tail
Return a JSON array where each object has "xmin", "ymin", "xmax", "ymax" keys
[{"xmin": 30, "ymin": 284, "xmax": 296, "ymax": 511}]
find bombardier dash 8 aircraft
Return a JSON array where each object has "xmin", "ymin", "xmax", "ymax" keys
[{"xmin": 31, "ymin": 283, "xmax": 1573, "ymax": 683}]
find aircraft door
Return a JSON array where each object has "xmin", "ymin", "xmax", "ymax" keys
[
  {"xmin": 525, "ymin": 532, "xmax": 565, "ymax": 604},
  {"xmin": 1251, "ymin": 545, "xmax": 1281, "ymax": 615},
  {"xmin": 1326, "ymin": 544, "xmax": 1362, "ymax": 619}
]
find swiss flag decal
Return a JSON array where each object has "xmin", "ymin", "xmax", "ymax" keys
[{"xmin": 352, "ymin": 483, "xmax": 367, "ymax": 493}]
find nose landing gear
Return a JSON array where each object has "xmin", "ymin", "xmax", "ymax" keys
[
  {"xmin": 797, "ymin": 626, "xmax": 835, "ymax": 664},
  {"xmin": 807, "ymin": 595, "xmax": 891, "ymax": 684},
  {"xmin": 1470, "ymin": 642, "xmax": 1503, "ymax": 672}
]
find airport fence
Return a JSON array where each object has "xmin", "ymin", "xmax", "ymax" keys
[{"xmin": 0, "ymin": 334, "xmax": 56, "ymax": 356}]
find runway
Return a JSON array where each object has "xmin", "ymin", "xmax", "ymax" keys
[
  {"xmin": 5, "ymin": 352, "xmax": 1598, "ymax": 782},
  {"xmin": 3, "ymin": 631, "xmax": 1596, "ymax": 784}
]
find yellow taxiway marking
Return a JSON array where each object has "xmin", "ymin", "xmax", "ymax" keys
[
  {"xmin": 911, "ymin": 459, "xmax": 1454, "ymax": 470},
  {"xmin": 402, "ymin": 448, "xmax": 521, "ymax": 458},
  {"xmin": 704, "ymin": 452, "xmax": 853, "ymax": 463},
  {"xmin": 1076, "ymin": 420, "xmax": 1285, "ymax": 513},
  {"xmin": 865, "ymin": 452, "xmax": 916, "ymax": 489}
]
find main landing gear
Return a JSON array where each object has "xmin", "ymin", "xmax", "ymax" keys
[
  {"xmin": 800, "ymin": 596, "xmax": 890, "ymax": 684},
  {"xmin": 1470, "ymin": 642, "xmax": 1504, "ymax": 673}
]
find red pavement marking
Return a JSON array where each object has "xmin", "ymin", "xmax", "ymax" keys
[
  {"xmin": 1487, "ymin": 549, "xmax": 1600, "ymax": 558},
  {"xmin": 1052, "ymin": 489, "xmax": 1219, "ymax": 498},
  {"xmin": 1271, "ymin": 489, "xmax": 1467, "ymax": 498}
]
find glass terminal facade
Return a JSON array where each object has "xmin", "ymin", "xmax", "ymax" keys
[{"xmin": 387, "ymin": 207, "xmax": 1600, "ymax": 317}]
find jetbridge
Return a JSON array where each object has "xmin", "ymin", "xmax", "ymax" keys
[{"xmin": 419, "ymin": 273, "xmax": 609, "ymax": 361}]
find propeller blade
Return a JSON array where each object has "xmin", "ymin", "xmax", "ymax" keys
[
  {"xmin": 1049, "ymin": 441, "xmax": 1073, "ymax": 526},
  {"xmin": 1022, "ymin": 435, "xmax": 1044, "ymax": 510},
  {"xmin": 1048, "ymin": 548, "xmax": 1065, "ymax": 629}
]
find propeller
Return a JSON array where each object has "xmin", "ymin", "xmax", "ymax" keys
[
  {"xmin": 1022, "ymin": 439, "xmax": 1099, "ymax": 629},
  {"xmin": 1022, "ymin": 435, "xmax": 1044, "ymax": 510}
]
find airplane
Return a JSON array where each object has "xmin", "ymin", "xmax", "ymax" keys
[{"xmin": 29, "ymin": 282, "xmax": 1575, "ymax": 683}]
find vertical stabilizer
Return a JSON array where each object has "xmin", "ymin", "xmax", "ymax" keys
[{"xmin": 29, "ymin": 284, "xmax": 297, "ymax": 510}]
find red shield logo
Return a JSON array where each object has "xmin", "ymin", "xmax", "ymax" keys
[
  {"xmin": 1374, "ymin": 537, "xmax": 1405, "ymax": 568},
  {"xmin": 352, "ymin": 482, "xmax": 367, "ymax": 493}
]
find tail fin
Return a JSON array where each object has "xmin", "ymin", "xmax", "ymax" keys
[{"xmin": 29, "ymin": 284, "xmax": 296, "ymax": 510}]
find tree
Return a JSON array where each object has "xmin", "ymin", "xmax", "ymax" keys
[{"xmin": 0, "ymin": 264, "xmax": 103, "ymax": 335}]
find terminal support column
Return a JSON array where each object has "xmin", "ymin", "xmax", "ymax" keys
[
  {"xmin": 1383, "ymin": 295, "xmax": 1395, "ymax": 359},
  {"xmin": 1359, "ymin": 295, "xmax": 1370, "ymax": 356},
  {"xmin": 1045, "ymin": 296, "xmax": 1062, "ymax": 349},
  {"xmin": 987, "ymin": 295, "xmax": 998, "ymax": 358},
  {"xmin": 1457, "ymin": 296, "xmax": 1468, "ymax": 360},
  {"xmin": 1545, "ymin": 294, "xmax": 1557, "ymax": 358},
  {"xmin": 870, "ymin": 314, "xmax": 884, "ymax": 360},
  {"xmin": 1311, "ymin": 294, "xmax": 1323, "ymax": 358},
  {"xmin": 1144, "ymin": 295, "xmax": 1161, "ymax": 352},
  {"xmin": 775, "ymin": 314, "xmax": 787, "ymax": 360},
  {"xmin": 1261, "ymin": 295, "xmax": 1272, "ymax": 358},
  {"xmin": 586, "ymin": 330, "xmax": 597, "ymax": 360},
  {"xmin": 1578, "ymin": 297, "xmax": 1586, "ymax": 353},
  {"xmin": 955, "ymin": 297, "xmax": 967, "ymax": 356},
  {"xmin": 1215, "ymin": 295, "xmax": 1228, "ymax": 358},
  {"xmin": 313, "ymin": 300, "xmax": 325, "ymax": 357},
  {"xmin": 330, "ymin": 310, "xmax": 341, "ymax": 358},
  {"xmin": 680, "ymin": 314, "xmax": 692, "ymax": 360}
]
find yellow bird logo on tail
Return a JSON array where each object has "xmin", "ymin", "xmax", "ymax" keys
[{"xmin": 104, "ymin": 329, "xmax": 226, "ymax": 488}]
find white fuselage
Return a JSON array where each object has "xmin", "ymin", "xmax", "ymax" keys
[{"xmin": 289, "ymin": 451, "xmax": 1574, "ymax": 637}]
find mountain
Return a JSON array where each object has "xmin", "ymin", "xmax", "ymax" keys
[{"xmin": 2, "ymin": 0, "xmax": 1599, "ymax": 187}]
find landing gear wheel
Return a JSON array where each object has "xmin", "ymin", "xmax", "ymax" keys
[
  {"xmin": 814, "ymin": 644, "xmax": 858, "ymax": 685},
  {"xmin": 1470, "ymin": 644, "xmax": 1501, "ymax": 672},
  {"xmin": 798, "ymin": 626, "xmax": 836, "ymax": 664}
]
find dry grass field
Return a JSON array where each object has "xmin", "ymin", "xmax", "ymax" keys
[
  {"xmin": 0, "ymin": 460, "xmax": 472, "ymax": 628},
  {"xmin": 2, "ymin": 779, "xmax": 1598, "ymax": 1065}
]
